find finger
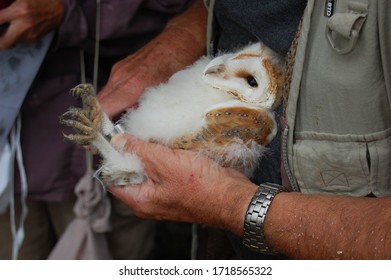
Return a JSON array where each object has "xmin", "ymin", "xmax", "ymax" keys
[
  {"xmin": 0, "ymin": 22, "xmax": 22, "ymax": 49},
  {"xmin": 98, "ymin": 91, "xmax": 131, "ymax": 118},
  {"xmin": 106, "ymin": 184, "xmax": 140, "ymax": 212},
  {"xmin": 97, "ymin": 80, "xmax": 144, "ymax": 118},
  {"xmin": 111, "ymin": 133, "xmax": 174, "ymax": 160},
  {"xmin": 106, "ymin": 179, "xmax": 155, "ymax": 219},
  {"xmin": 110, "ymin": 133, "xmax": 134, "ymax": 151},
  {"xmin": 0, "ymin": 2, "xmax": 18, "ymax": 24},
  {"xmin": 110, "ymin": 133, "xmax": 177, "ymax": 181},
  {"xmin": 110, "ymin": 134, "xmax": 162, "ymax": 165},
  {"xmin": 107, "ymin": 184, "xmax": 137, "ymax": 203},
  {"xmin": 0, "ymin": 2, "xmax": 33, "ymax": 49}
]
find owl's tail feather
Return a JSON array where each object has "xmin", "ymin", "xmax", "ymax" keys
[{"xmin": 201, "ymin": 139, "xmax": 266, "ymax": 177}]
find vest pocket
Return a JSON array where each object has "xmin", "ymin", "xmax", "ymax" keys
[
  {"xmin": 367, "ymin": 135, "xmax": 391, "ymax": 197},
  {"xmin": 292, "ymin": 131, "xmax": 391, "ymax": 197},
  {"xmin": 292, "ymin": 137, "xmax": 370, "ymax": 196}
]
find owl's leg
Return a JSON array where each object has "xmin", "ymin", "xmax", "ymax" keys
[
  {"xmin": 93, "ymin": 133, "xmax": 146, "ymax": 186},
  {"xmin": 61, "ymin": 83, "xmax": 146, "ymax": 186}
]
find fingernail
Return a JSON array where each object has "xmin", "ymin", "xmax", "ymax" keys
[{"xmin": 111, "ymin": 134, "xmax": 127, "ymax": 150}]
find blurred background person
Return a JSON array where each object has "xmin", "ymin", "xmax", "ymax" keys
[{"xmin": 0, "ymin": 0, "xmax": 193, "ymax": 260}]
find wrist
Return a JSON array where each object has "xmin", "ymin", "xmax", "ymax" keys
[
  {"xmin": 158, "ymin": 25, "xmax": 206, "ymax": 67},
  {"xmin": 242, "ymin": 183, "xmax": 284, "ymax": 254},
  {"xmin": 217, "ymin": 177, "xmax": 257, "ymax": 236},
  {"xmin": 164, "ymin": 0, "xmax": 207, "ymax": 58}
]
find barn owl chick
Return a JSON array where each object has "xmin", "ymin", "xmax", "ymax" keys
[{"xmin": 61, "ymin": 42, "xmax": 283, "ymax": 186}]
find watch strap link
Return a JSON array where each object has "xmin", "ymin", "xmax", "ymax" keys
[{"xmin": 243, "ymin": 183, "xmax": 282, "ymax": 254}]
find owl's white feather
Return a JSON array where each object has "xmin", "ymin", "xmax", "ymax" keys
[
  {"xmin": 63, "ymin": 42, "xmax": 283, "ymax": 185},
  {"xmin": 122, "ymin": 42, "xmax": 282, "ymax": 144},
  {"xmin": 120, "ymin": 57, "xmax": 233, "ymax": 145}
]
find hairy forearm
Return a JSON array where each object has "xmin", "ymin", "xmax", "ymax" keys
[
  {"xmin": 134, "ymin": 0, "xmax": 207, "ymax": 84},
  {"xmin": 108, "ymin": 134, "xmax": 391, "ymax": 260},
  {"xmin": 98, "ymin": 0, "xmax": 207, "ymax": 117},
  {"xmin": 263, "ymin": 192, "xmax": 391, "ymax": 259},
  {"xmin": 163, "ymin": 0, "xmax": 207, "ymax": 64},
  {"xmin": 0, "ymin": 0, "xmax": 64, "ymax": 49},
  {"xmin": 133, "ymin": 0, "xmax": 207, "ymax": 91}
]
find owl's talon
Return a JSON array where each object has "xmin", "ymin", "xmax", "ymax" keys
[
  {"xmin": 61, "ymin": 108, "xmax": 91, "ymax": 124},
  {"xmin": 62, "ymin": 107, "xmax": 101, "ymax": 130},
  {"xmin": 63, "ymin": 133, "xmax": 97, "ymax": 146},
  {"xmin": 60, "ymin": 119, "xmax": 96, "ymax": 135},
  {"xmin": 71, "ymin": 83, "xmax": 95, "ymax": 98},
  {"xmin": 62, "ymin": 83, "xmax": 104, "ymax": 145},
  {"xmin": 71, "ymin": 84, "xmax": 102, "ymax": 123},
  {"xmin": 61, "ymin": 114, "xmax": 93, "ymax": 131},
  {"xmin": 62, "ymin": 43, "xmax": 282, "ymax": 183}
]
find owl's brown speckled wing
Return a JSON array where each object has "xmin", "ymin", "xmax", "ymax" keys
[
  {"xmin": 170, "ymin": 105, "xmax": 276, "ymax": 173},
  {"xmin": 173, "ymin": 106, "xmax": 275, "ymax": 150}
]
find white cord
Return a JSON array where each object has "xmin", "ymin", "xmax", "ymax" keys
[
  {"xmin": 93, "ymin": 0, "xmax": 101, "ymax": 91},
  {"xmin": 9, "ymin": 115, "xmax": 29, "ymax": 260},
  {"xmin": 79, "ymin": 0, "xmax": 101, "ymax": 173}
]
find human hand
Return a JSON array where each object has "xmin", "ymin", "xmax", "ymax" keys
[
  {"xmin": 97, "ymin": 0, "xmax": 207, "ymax": 119},
  {"xmin": 0, "ymin": 0, "xmax": 64, "ymax": 49},
  {"xmin": 97, "ymin": 45, "xmax": 171, "ymax": 119},
  {"xmin": 97, "ymin": 32, "xmax": 204, "ymax": 119},
  {"xmin": 107, "ymin": 134, "xmax": 258, "ymax": 236}
]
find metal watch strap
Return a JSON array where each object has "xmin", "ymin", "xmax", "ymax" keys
[{"xmin": 243, "ymin": 183, "xmax": 282, "ymax": 254}]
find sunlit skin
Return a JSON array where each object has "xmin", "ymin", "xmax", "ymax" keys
[
  {"xmin": 97, "ymin": 0, "xmax": 207, "ymax": 118},
  {"xmin": 61, "ymin": 42, "xmax": 283, "ymax": 186},
  {"xmin": 108, "ymin": 134, "xmax": 391, "ymax": 259},
  {"xmin": 0, "ymin": 0, "xmax": 64, "ymax": 49},
  {"xmin": 94, "ymin": 0, "xmax": 391, "ymax": 259},
  {"xmin": 9, "ymin": 0, "xmax": 387, "ymax": 259}
]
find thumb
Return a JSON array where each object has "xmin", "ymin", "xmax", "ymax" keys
[
  {"xmin": 0, "ymin": 2, "xmax": 17, "ymax": 24},
  {"xmin": 111, "ymin": 132, "xmax": 135, "ymax": 146},
  {"xmin": 110, "ymin": 133, "xmax": 168, "ymax": 161}
]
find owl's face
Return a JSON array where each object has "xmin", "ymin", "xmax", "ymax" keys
[{"xmin": 202, "ymin": 43, "xmax": 283, "ymax": 108}]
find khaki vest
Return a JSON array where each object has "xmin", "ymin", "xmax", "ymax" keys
[
  {"xmin": 205, "ymin": 0, "xmax": 391, "ymax": 197},
  {"xmin": 283, "ymin": 0, "xmax": 391, "ymax": 197}
]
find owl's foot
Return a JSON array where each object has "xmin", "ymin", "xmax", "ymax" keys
[
  {"xmin": 61, "ymin": 84, "xmax": 147, "ymax": 187},
  {"xmin": 60, "ymin": 84, "xmax": 103, "ymax": 145}
]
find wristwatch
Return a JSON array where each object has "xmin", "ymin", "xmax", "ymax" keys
[{"xmin": 243, "ymin": 183, "xmax": 283, "ymax": 254}]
